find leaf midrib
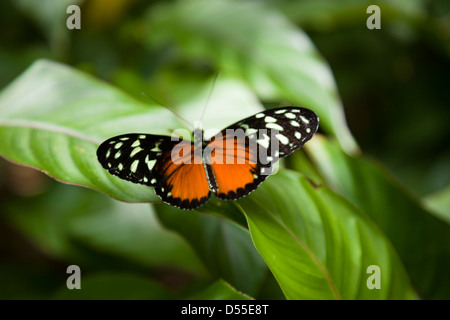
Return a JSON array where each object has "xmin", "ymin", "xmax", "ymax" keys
[{"xmin": 0, "ymin": 119, "xmax": 101, "ymax": 145}]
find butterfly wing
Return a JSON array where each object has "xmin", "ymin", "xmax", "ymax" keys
[
  {"xmin": 203, "ymin": 129, "xmax": 265, "ymax": 200},
  {"xmin": 97, "ymin": 134, "xmax": 211, "ymax": 209},
  {"xmin": 152, "ymin": 142, "xmax": 211, "ymax": 209},
  {"xmin": 204, "ymin": 106, "xmax": 318, "ymax": 200}
]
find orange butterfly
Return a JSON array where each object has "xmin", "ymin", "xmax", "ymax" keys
[{"xmin": 97, "ymin": 107, "xmax": 318, "ymax": 209}]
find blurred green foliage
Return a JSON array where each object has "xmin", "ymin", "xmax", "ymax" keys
[{"xmin": 0, "ymin": 0, "xmax": 449, "ymax": 300}]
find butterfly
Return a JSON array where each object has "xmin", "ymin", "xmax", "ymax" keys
[{"xmin": 97, "ymin": 107, "xmax": 319, "ymax": 210}]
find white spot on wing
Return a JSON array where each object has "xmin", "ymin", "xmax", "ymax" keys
[
  {"xmin": 257, "ymin": 133, "xmax": 270, "ymax": 148},
  {"xmin": 285, "ymin": 112, "xmax": 296, "ymax": 119},
  {"xmin": 290, "ymin": 120, "xmax": 300, "ymax": 127},
  {"xmin": 246, "ymin": 128, "xmax": 258, "ymax": 135},
  {"xmin": 300, "ymin": 116, "xmax": 310, "ymax": 124},
  {"xmin": 147, "ymin": 159, "xmax": 156, "ymax": 170},
  {"xmin": 266, "ymin": 122, "xmax": 283, "ymax": 131},
  {"xmin": 130, "ymin": 160, "xmax": 139, "ymax": 173},
  {"xmin": 130, "ymin": 147, "xmax": 143, "ymax": 157},
  {"xmin": 275, "ymin": 133, "xmax": 289, "ymax": 145},
  {"xmin": 264, "ymin": 116, "xmax": 277, "ymax": 123},
  {"xmin": 151, "ymin": 141, "xmax": 162, "ymax": 152},
  {"xmin": 255, "ymin": 113, "xmax": 265, "ymax": 118}
]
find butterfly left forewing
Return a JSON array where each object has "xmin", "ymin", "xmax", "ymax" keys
[
  {"xmin": 97, "ymin": 134, "xmax": 211, "ymax": 210},
  {"xmin": 97, "ymin": 133, "xmax": 177, "ymax": 186}
]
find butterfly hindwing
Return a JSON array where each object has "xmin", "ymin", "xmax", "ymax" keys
[{"xmin": 153, "ymin": 141, "xmax": 211, "ymax": 210}]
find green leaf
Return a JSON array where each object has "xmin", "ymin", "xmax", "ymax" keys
[
  {"xmin": 424, "ymin": 185, "xmax": 450, "ymax": 224},
  {"xmin": 155, "ymin": 205, "xmax": 273, "ymax": 298},
  {"xmin": 53, "ymin": 272, "xmax": 175, "ymax": 300},
  {"xmin": 0, "ymin": 59, "xmax": 179, "ymax": 202},
  {"xmin": 70, "ymin": 198, "xmax": 207, "ymax": 274},
  {"xmin": 306, "ymin": 135, "xmax": 450, "ymax": 299},
  {"xmin": 237, "ymin": 170, "xmax": 418, "ymax": 300},
  {"xmin": 187, "ymin": 279, "xmax": 252, "ymax": 300},
  {"xmin": 146, "ymin": 0, "xmax": 358, "ymax": 153},
  {"xmin": 0, "ymin": 60, "xmax": 265, "ymax": 205},
  {"xmin": 2, "ymin": 182, "xmax": 206, "ymax": 274}
]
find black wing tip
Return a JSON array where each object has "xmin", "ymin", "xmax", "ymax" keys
[
  {"xmin": 155, "ymin": 187, "xmax": 211, "ymax": 210},
  {"xmin": 290, "ymin": 106, "xmax": 319, "ymax": 134},
  {"xmin": 270, "ymin": 106, "xmax": 319, "ymax": 130}
]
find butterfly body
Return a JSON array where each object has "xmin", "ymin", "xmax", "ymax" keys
[{"xmin": 97, "ymin": 107, "xmax": 318, "ymax": 210}]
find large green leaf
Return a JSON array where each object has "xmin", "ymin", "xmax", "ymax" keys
[
  {"xmin": 305, "ymin": 136, "xmax": 450, "ymax": 299},
  {"xmin": 0, "ymin": 59, "xmax": 262, "ymax": 204},
  {"xmin": 237, "ymin": 170, "xmax": 418, "ymax": 300},
  {"xmin": 69, "ymin": 195, "xmax": 206, "ymax": 274},
  {"xmin": 155, "ymin": 205, "xmax": 274, "ymax": 299},
  {"xmin": 145, "ymin": 0, "xmax": 358, "ymax": 154},
  {"xmin": 424, "ymin": 185, "xmax": 450, "ymax": 224},
  {"xmin": 2, "ymin": 182, "xmax": 206, "ymax": 274},
  {"xmin": 0, "ymin": 59, "xmax": 176, "ymax": 202}
]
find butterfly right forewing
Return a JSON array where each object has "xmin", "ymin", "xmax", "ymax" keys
[{"xmin": 204, "ymin": 107, "xmax": 319, "ymax": 200}]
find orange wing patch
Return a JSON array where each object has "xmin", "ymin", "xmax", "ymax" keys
[
  {"xmin": 154, "ymin": 141, "xmax": 211, "ymax": 209},
  {"xmin": 206, "ymin": 132, "xmax": 263, "ymax": 200}
]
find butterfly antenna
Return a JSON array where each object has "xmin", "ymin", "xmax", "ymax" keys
[
  {"xmin": 140, "ymin": 91, "xmax": 193, "ymax": 131},
  {"xmin": 199, "ymin": 72, "xmax": 220, "ymax": 123}
]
